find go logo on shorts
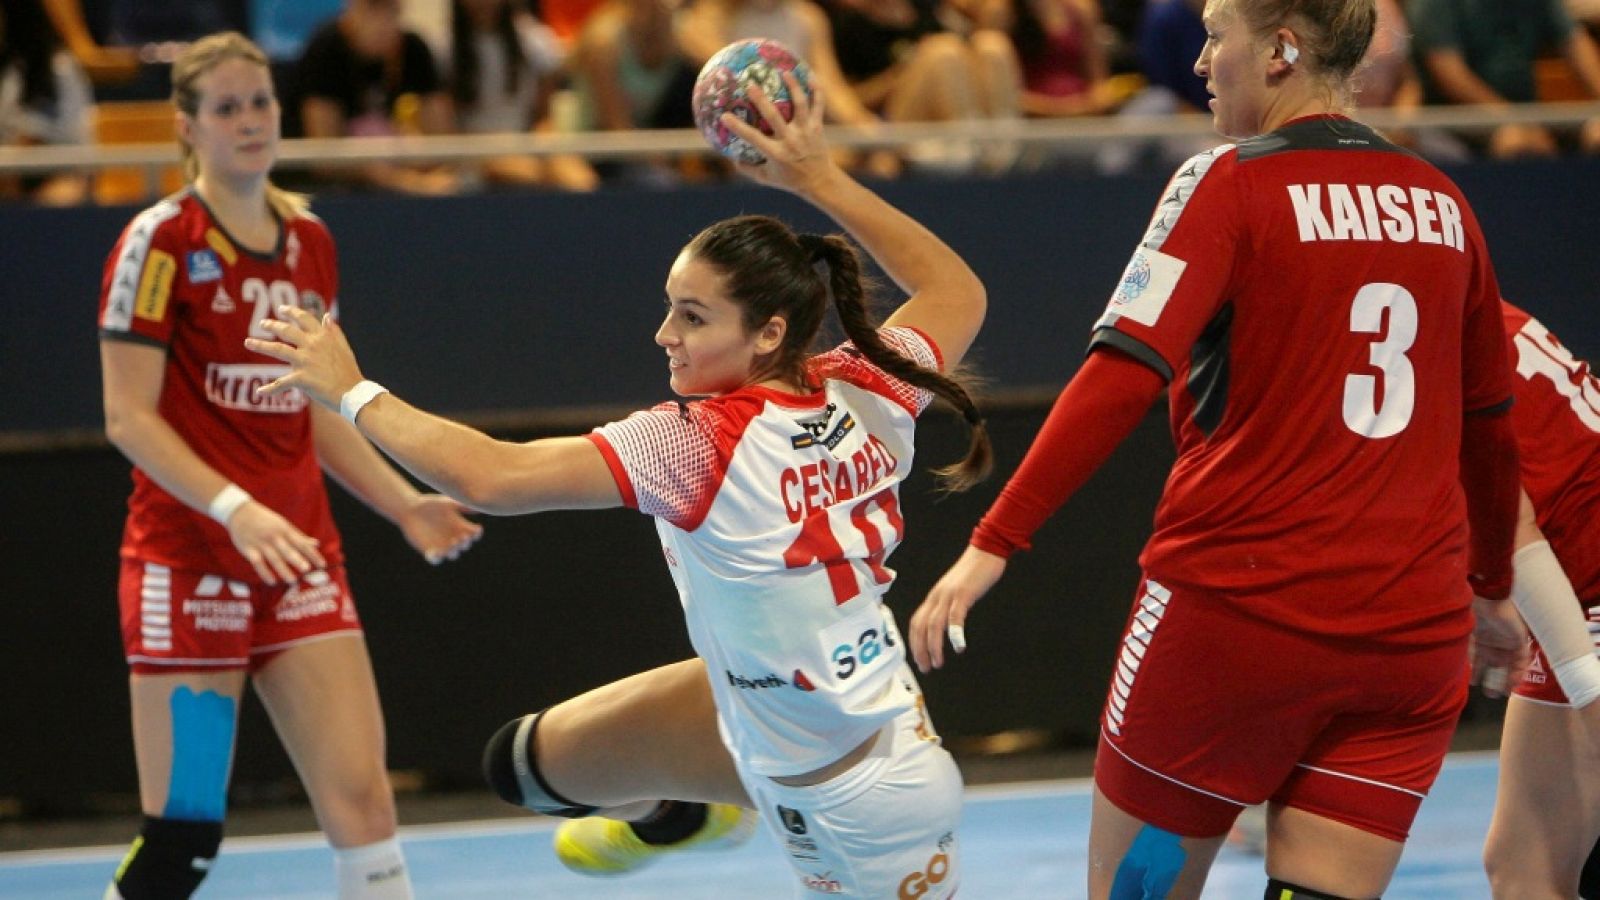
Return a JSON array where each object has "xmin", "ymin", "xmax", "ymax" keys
[{"xmin": 896, "ymin": 849, "xmax": 950, "ymax": 898}]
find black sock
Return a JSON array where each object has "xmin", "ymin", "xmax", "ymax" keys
[{"xmin": 628, "ymin": 801, "xmax": 709, "ymax": 845}]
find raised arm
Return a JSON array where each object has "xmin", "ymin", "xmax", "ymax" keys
[
  {"xmin": 246, "ymin": 309, "xmax": 622, "ymax": 516},
  {"xmin": 724, "ymin": 78, "xmax": 986, "ymax": 368}
]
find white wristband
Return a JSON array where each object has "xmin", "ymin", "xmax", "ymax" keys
[
  {"xmin": 340, "ymin": 380, "xmax": 390, "ymax": 425},
  {"xmin": 1555, "ymin": 655, "xmax": 1600, "ymax": 709},
  {"xmin": 207, "ymin": 483, "xmax": 253, "ymax": 525}
]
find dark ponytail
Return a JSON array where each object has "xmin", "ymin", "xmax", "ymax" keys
[
  {"xmin": 805, "ymin": 233, "xmax": 992, "ymax": 493},
  {"xmin": 686, "ymin": 216, "xmax": 990, "ymax": 492}
]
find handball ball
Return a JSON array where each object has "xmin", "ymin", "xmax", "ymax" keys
[{"xmin": 692, "ymin": 39, "xmax": 814, "ymax": 164}]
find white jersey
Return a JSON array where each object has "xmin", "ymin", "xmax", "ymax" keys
[{"xmin": 590, "ymin": 328, "xmax": 940, "ymax": 776}]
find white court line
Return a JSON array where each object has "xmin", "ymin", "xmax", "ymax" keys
[{"xmin": 0, "ymin": 752, "xmax": 1501, "ymax": 868}]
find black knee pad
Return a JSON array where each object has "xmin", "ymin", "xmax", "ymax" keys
[
  {"xmin": 481, "ymin": 710, "xmax": 597, "ymax": 818},
  {"xmin": 109, "ymin": 815, "xmax": 223, "ymax": 900},
  {"xmin": 1263, "ymin": 877, "xmax": 1374, "ymax": 900},
  {"xmin": 1581, "ymin": 831, "xmax": 1600, "ymax": 899}
]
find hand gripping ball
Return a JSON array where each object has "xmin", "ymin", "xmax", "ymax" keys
[{"xmin": 692, "ymin": 38, "xmax": 814, "ymax": 164}]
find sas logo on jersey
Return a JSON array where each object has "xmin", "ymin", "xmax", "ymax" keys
[
  {"xmin": 186, "ymin": 249, "xmax": 223, "ymax": 284},
  {"xmin": 135, "ymin": 248, "xmax": 177, "ymax": 322},
  {"xmin": 204, "ymin": 228, "xmax": 238, "ymax": 265},
  {"xmin": 1101, "ymin": 248, "xmax": 1185, "ymax": 329}
]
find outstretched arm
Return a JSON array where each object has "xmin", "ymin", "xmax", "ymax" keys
[
  {"xmin": 247, "ymin": 307, "xmax": 622, "ymax": 516},
  {"xmin": 723, "ymin": 78, "xmax": 986, "ymax": 369},
  {"xmin": 310, "ymin": 405, "xmax": 483, "ymax": 564},
  {"xmin": 909, "ymin": 348, "xmax": 1165, "ymax": 671}
]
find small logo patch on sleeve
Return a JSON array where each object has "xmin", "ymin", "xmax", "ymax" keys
[
  {"xmin": 1105, "ymin": 248, "xmax": 1187, "ymax": 327},
  {"xmin": 135, "ymin": 249, "xmax": 176, "ymax": 322}
]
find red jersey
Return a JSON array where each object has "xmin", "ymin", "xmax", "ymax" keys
[
  {"xmin": 98, "ymin": 189, "xmax": 343, "ymax": 581},
  {"xmin": 1502, "ymin": 301, "xmax": 1600, "ymax": 602},
  {"xmin": 1092, "ymin": 116, "xmax": 1512, "ymax": 643}
]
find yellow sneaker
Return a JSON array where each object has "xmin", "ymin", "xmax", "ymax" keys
[{"xmin": 553, "ymin": 803, "xmax": 757, "ymax": 877}]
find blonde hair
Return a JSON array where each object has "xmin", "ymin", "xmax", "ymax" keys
[{"xmin": 171, "ymin": 31, "xmax": 309, "ymax": 220}]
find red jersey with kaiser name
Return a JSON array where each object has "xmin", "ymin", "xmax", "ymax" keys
[
  {"xmin": 98, "ymin": 189, "xmax": 343, "ymax": 581},
  {"xmin": 1502, "ymin": 301, "xmax": 1600, "ymax": 602},
  {"xmin": 1090, "ymin": 115, "xmax": 1512, "ymax": 643}
]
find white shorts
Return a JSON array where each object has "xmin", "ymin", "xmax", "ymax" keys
[{"xmin": 736, "ymin": 669, "xmax": 963, "ymax": 899}]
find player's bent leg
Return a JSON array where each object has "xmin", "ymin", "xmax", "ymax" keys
[
  {"xmin": 108, "ymin": 669, "xmax": 245, "ymax": 899},
  {"xmin": 1484, "ymin": 697, "xmax": 1600, "ymax": 899},
  {"xmin": 1265, "ymin": 805, "xmax": 1403, "ymax": 900},
  {"xmin": 253, "ymin": 636, "xmax": 412, "ymax": 898},
  {"xmin": 1088, "ymin": 788, "xmax": 1225, "ymax": 900}
]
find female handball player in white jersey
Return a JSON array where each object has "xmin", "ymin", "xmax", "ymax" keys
[
  {"xmin": 250, "ymin": 76, "xmax": 988, "ymax": 899},
  {"xmin": 97, "ymin": 32, "xmax": 481, "ymax": 900},
  {"xmin": 908, "ymin": 0, "xmax": 1527, "ymax": 896}
]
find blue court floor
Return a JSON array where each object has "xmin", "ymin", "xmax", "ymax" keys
[{"xmin": 0, "ymin": 753, "xmax": 1499, "ymax": 898}]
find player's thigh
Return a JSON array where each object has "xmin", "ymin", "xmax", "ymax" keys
[
  {"xmin": 252, "ymin": 634, "xmax": 387, "ymax": 796},
  {"xmin": 539, "ymin": 658, "xmax": 744, "ymax": 806},
  {"xmin": 1485, "ymin": 697, "xmax": 1600, "ymax": 882},
  {"xmin": 743, "ymin": 708, "xmax": 963, "ymax": 899},
  {"xmin": 1265, "ymin": 803, "xmax": 1404, "ymax": 898},
  {"xmin": 1087, "ymin": 787, "xmax": 1225, "ymax": 900},
  {"xmin": 129, "ymin": 668, "xmax": 248, "ymax": 818}
]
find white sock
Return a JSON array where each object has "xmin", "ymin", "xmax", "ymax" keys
[{"xmin": 334, "ymin": 837, "xmax": 413, "ymax": 899}]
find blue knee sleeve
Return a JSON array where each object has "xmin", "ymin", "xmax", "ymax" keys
[
  {"xmin": 163, "ymin": 687, "xmax": 235, "ymax": 821},
  {"xmin": 1110, "ymin": 825, "xmax": 1187, "ymax": 900}
]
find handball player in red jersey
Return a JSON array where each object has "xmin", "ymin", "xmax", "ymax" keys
[
  {"xmin": 97, "ymin": 32, "xmax": 480, "ymax": 900},
  {"xmin": 909, "ymin": 0, "xmax": 1525, "ymax": 896}
]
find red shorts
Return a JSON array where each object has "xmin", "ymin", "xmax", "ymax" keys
[
  {"xmin": 1093, "ymin": 578, "xmax": 1468, "ymax": 842},
  {"xmin": 1513, "ymin": 602, "xmax": 1600, "ymax": 705},
  {"xmin": 119, "ymin": 558, "xmax": 363, "ymax": 674}
]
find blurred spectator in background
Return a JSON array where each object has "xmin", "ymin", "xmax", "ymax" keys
[
  {"xmin": 288, "ymin": 0, "xmax": 460, "ymax": 194},
  {"xmin": 539, "ymin": 0, "xmax": 611, "ymax": 42},
  {"xmin": 0, "ymin": 0, "xmax": 93, "ymax": 204},
  {"xmin": 42, "ymin": 0, "xmax": 139, "ymax": 84},
  {"xmin": 1352, "ymin": 0, "xmax": 1415, "ymax": 109},
  {"xmin": 818, "ymin": 0, "xmax": 1018, "ymax": 128},
  {"xmin": 679, "ymin": 0, "xmax": 881, "ymax": 127},
  {"xmin": 568, "ymin": 0, "xmax": 700, "ymax": 183},
  {"xmin": 444, "ymin": 0, "xmax": 597, "ymax": 190},
  {"xmin": 974, "ymin": 0, "xmax": 1115, "ymax": 118},
  {"xmin": 1092, "ymin": 0, "xmax": 1210, "ymax": 174},
  {"xmin": 1411, "ymin": 0, "xmax": 1600, "ymax": 157}
]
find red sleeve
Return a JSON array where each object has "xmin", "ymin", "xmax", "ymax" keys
[
  {"xmin": 970, "ymin": 349, "xmax": 1166, "ymax": 557},
  {"xmin": 1460, "ymin": 409, "xmax": 1518, "ymax": 600}
]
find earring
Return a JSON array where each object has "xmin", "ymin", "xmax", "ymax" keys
[{"xmin": 1282, "ymin": 43, "xmax": 1300, "ymax": 65}]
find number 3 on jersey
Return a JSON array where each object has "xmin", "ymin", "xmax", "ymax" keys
[
  {"xmin": 244, "ymin": 278, "xmax": 306, "ymax": 340},
  {"xmin": 1343, "ymin": 282, "xmax": 1418, "ymax": 439},
  {"xmin": 783, "ymin": 488, "xmax": 906, "ymax": 605}
]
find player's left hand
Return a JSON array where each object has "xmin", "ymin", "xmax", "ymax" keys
[
  {"xmin": 398, "ymin": 494, "xmax": 484, "ymax": 565},
  {"xmin": 1470, "ymin": 593, "xmax": 1530, "ymax": 698},
  {"xmin": 245, "ymin": 305, "xmax": 365, "ymax": 411}
]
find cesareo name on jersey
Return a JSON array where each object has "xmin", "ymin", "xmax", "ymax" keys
[
  {"xmin": 1286, "ymin": 183, "xmax": 1465, "ymax": 251},
  {"xmin": 205, "ymin": 363, "xmax": 307, "ymax": 413},
  {"xmin": 780, "ymin": 434, "xmax": 900, "ymax": 523}
]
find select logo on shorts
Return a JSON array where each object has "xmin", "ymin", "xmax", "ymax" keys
[
  {"xmin": 136, "ymin": 249, "xmax": 177, "ymax": 322},
  {"xmin": 778, "ymin": 805, "xmax": 807, "ymax": 835},
  {"xmin": 897, "ymin": 832, "xmax": 955, "ymax": 899}
]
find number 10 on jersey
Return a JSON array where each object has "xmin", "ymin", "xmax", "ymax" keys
[{"xmin": 783, "ymin": 488, "xmax": 906, "ymax": 605}]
